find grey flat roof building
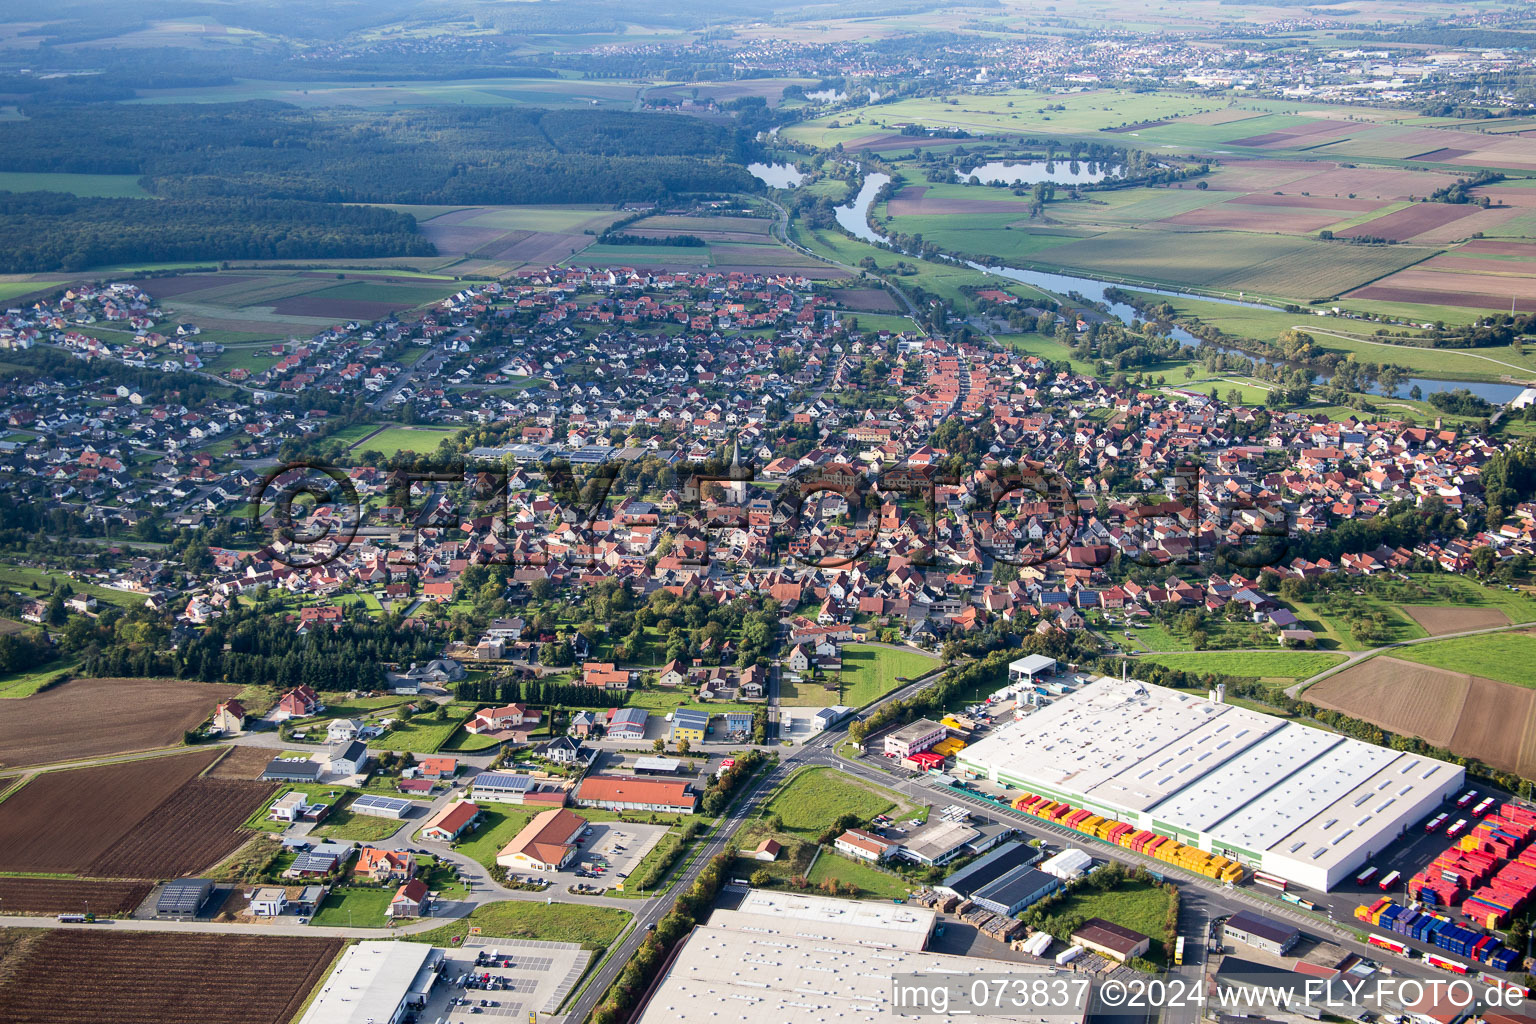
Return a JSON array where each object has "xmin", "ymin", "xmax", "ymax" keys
[
  {"xmin": 261, "ymin": 757, "xmax": 323, "ymax": 782},
  {"xmin": 1224, "ymin": 910, "xmax": 1301, "ymax": 955},
  {"xmin": 972, "ymin": 867, "xmax": 1061, "ymax": 917},
  {"xmin": 940, "ymin": 841, "xmax": 1042, "ymax": 898},
  {"xmin": 156, "ymin": 878, "xmax": 214, "ymax": 917}
]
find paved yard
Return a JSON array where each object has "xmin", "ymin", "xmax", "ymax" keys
[{"xmin": 421, "ymin": 939, "xmax": 590, "ymax": 1024}]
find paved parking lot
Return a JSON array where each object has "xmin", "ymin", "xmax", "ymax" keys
[
  {"xmin": 573, "ymin": 821, "xmax": 670, "ymax": 884},
  {"xmin": 419, "ymin": 939, "xmax": 589, "ymax": 1024}
]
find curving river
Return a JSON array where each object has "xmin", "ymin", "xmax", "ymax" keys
[{"xmin": 834, "ymin": 172, "xmax": 1526, "ymax": 404}]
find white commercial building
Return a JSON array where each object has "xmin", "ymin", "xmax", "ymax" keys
[
  {"xmin": 298, "ymin": 940, "xmax": 441, "ymax": 1024},
  {"xmin": 1008, "ymin": 654, "xmax": 1058, "ymax": 683},
  {"xmin": 958, "ymin": 676, "xmax": 1463, "ymax": 891},
  {"xmin": 632, "ymin": 891, "xmax": 1082, "ymax": 1024},
  {"xmin": 1040, "ymin": 848, "xmax": 1093, "ymax": 881}
]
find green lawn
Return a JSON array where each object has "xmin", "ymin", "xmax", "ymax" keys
[
  {"xmin": 1392, "ymin": 632, "xmax": 1536, "ymax": 688},
  {"xmin": 1048, "ymin": 878, "xmax": 1175, "ymax": 964},
  {"xmin": 837, "ymin": 644, "xmax": 939, "ymax": 707},
  {"xmin": 367, "ymin": 711, "xmax": 472, "ymax": 755},
  {"xmin": 455, "ymin": 806, "xmax": 537, "ymax": 873},
  {"xmin": 0, "ymin": 658, "xmax": 78, "ymax": 699},
  {"xmin": 309, "ymin": 886, "xmax": 393, "ymax": 928},
  {"xmin": 440, "ymin": 727, "xmax": 501, "ymax": 752},
  {"xmin": 619, "ymin": 688, "xmax": 755, "ymax": 716},
  {"xmin": 763, "ymin": 767, "xmax": 898, "ymax": 840},
  {"xmin": 405, "ymin": 900, "xmax": 630, "ymax": 950},
  {"xmin": 1115, "ymin": 617, "xmax": 1273, "ymax": 653},
  {"xmin": 352, "ymin": 425, "xmax": 458, "ymax": 457},
  {"xmin": 317, "ymin": 280, "xmax": 462, "ymax": 306},
  {"xmin": 0, "ymin": 564, "xmax": 147, "ymax": 608},
  {"xmin": 309, "ymin": 797, "xmax": 407, "ymax": 842},
  {"xmin": 1138, "ymin": 651, "xmax": 1348, "ymax": 681},
  {"xmin": 0, "ymin": 280, "xmax": 66, "ymax": 303},
  {"xmin": 806, "ymin": 852, "xmax": 913, "ymax": 899}
]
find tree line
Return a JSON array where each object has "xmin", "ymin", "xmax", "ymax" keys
[
  {"xmin": 0, "ymin": 103, "xmax": 763, "ymax": 207},
  {"xmin": 0, "ymin": 193, "xmax": 432, "ymax": 273}
]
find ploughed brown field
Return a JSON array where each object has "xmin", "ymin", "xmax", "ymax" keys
[
  {"xmin": 0, "ymin": 930, "xmax": 345, "ymax": 1024},
  {"xmin": 1334, "ymin": 203, "xmax": 1478, "ymax": 241},
  {"xmin": 0, "ymin": 749, "xmax": 220, "ymax": 873},
  {"xmin": 0, "ymin": 676, "xmax": 239, "ymax": 769},
  {"xmin": 1159, "ymin": 203, "xmax": 1344, "ymax": 234},
  {"xmin": 0, "ymin": 876, "xmax": 153, "ymax": 916},
  {"xmin": 205, "ymin": 744, "xmax": 276, "ymax": 780},
  {"xmin": 1402, "ymin": 605, "xmax": 1511, "ymax": 636},
  {"xmin": 843, "ymin": 132, "xmax": 959, "ymax": 151},
  {"xmin": 1306, "ymin": 657, "xmax": 1536, "ymax": 776},
  {"xmin": 1234, "ymin": 193, "xmax": 1383, "ymax": 212},
  {"xmin": 835, "ymin": 287, "xmax": 903, "ymax": 312},
  {"xmin": 86, "ymin": 777, "xmax": 276, "ymax": 878},
  {"xmin": 886, "ymin": 186, "xmax": 1030, "ymax": 216}
]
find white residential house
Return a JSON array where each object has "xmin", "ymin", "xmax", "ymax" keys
[
  {"xmin": 327, "ymin": 741, "xmax": 370, "ymax": 777},
  {"xmin": 326, "ymin": 719, "xmax": 364, "ymax": 743},
  {"xmin": 249, "ymin": 887, "xmax": 288, "ymax": 916}
]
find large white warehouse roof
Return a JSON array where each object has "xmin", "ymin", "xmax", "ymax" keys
[{"xmin": 958, "ymin": 676, "xmax": 1464, "ymax": 890}]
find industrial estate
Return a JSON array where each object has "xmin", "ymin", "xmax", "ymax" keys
[{"xmin": 960, "ymin": 676, "xmax": 1465, "ymax": 892}]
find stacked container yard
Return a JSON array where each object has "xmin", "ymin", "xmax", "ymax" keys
[
  {"xmin": 1354, "ymin": 897, "xmax": 1523, "ymax": 971},
  {"xmin": 1409, "ymin": 803, "xmax": 1536, "ymax": 931},
  {"xmin": 1009, "ymin": 792, "xmax": 1244, "ymax": 883}
]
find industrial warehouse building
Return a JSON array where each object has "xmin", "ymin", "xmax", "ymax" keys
[
  {"xmin": 298, "ymin": 940, "xmax": 441, "ymax": 1024},
  {"xmin": 1072, "ymin": 919, "xmax": 1151, "ymax": 962},
  {"xmin": 1224, "ymin": 910, "xmax": 1301, "ymax": 956},
  {"xmin": 632, "ymin": 891, "xmax": 1079, "ymax": 1024},
  {"xmin": 958, "ymin": 676, "xmax": 1465, "ymax": 891}
]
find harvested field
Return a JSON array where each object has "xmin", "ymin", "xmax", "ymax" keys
[
  {"xmin": 0, "ymin": 930, "xmax": 345, "ymax": 1024},
  {"xmin": 1181, "ymin": 109, "xmax": 1271, "ymax": 126},
  {"xmin": 1402, "ymin": 606, "xmax": 1512, "ymax": 635},
  {"xmin": 843, "ymin": 132, "xmax": 962, "ymax": 151},
  {"xmin": 1406, "ymin": 207, "xmax": 1520, "ymax": 244},
  {"xmin": 1194, "ymin": 159, "xmax": 1324, "ymax": 193},
  {"xmin": 1307, "ymin": 657, "xmax": 1536, "ymax": 776},
  {"xmin": 1413, "ymin": 254, "xmax": 1536, "ymax": 277},
  {"xmin": 1037, "ymin": 229, "xmax": 1424, "ymax": 298},
  {"xmin": 0, "ymin": 749, "xmax": 220, "ymax": 873},
  {"xmin": 141, "ymin": 274, "xmax": 261, "ymax": 300},
  {"xmin": 1283, "ymin": 166, "xmax": 1463, "ymax": 202},
  {"xmin": 1234, "ymin": 193, "xmax": 1384, "ymax": 212},
  {"xmin": 0, "ymin": 877, "xmax": 153, "ymax": 916},
  {"xmin": 87, "ymin": 777, "xmax": 275, "ymax": 878},
  {"xmin": 835, "ymin": 287, "xmax": 902, "ymax": 312},
  {"xmin": 1231, "ymin": 119, "xmax": 1355, "ymax": 148},
  {"xmin": 713, "ymin": 262, "xmax": 850, "ymax": 279},
  {"xmin": 1346, "ymin": 285, "xmax": 1536, "ymax": 312},
  {"xmin": 0, "ymin": 676, "xmax": 237, "ymax": 769},
  {"xmin": 1336, "ymin": 203, "xmax": 1479, "ymax": 241},
  {"xmin": 1413, "ymin": 147, "xmax": 1476, "ymax": 162},
  {"xmin": 419, "ymin": 205, "xmax": 620, "ymax": 264},
  {"xmin": 1347, "ymin": 266, "xmax": 1536, "ymax": 312},
  {"xmin": 205, "ymin": 745, "xmax": 275, "ymax": 780},
  {"xmin": 888, "ymin": 195, "xmax": 1029, "ymax": 215},
  {"xmin": 631, "ymin": 215, "xmax": 773, "ymax": 235},
  {"xmin": 1159, "ymin": 204, "xmax": 1344, "ymax": 234},
  {"xmin": 1461, "ymin": 240, "xmax": 1536, "ymax": 257}
]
